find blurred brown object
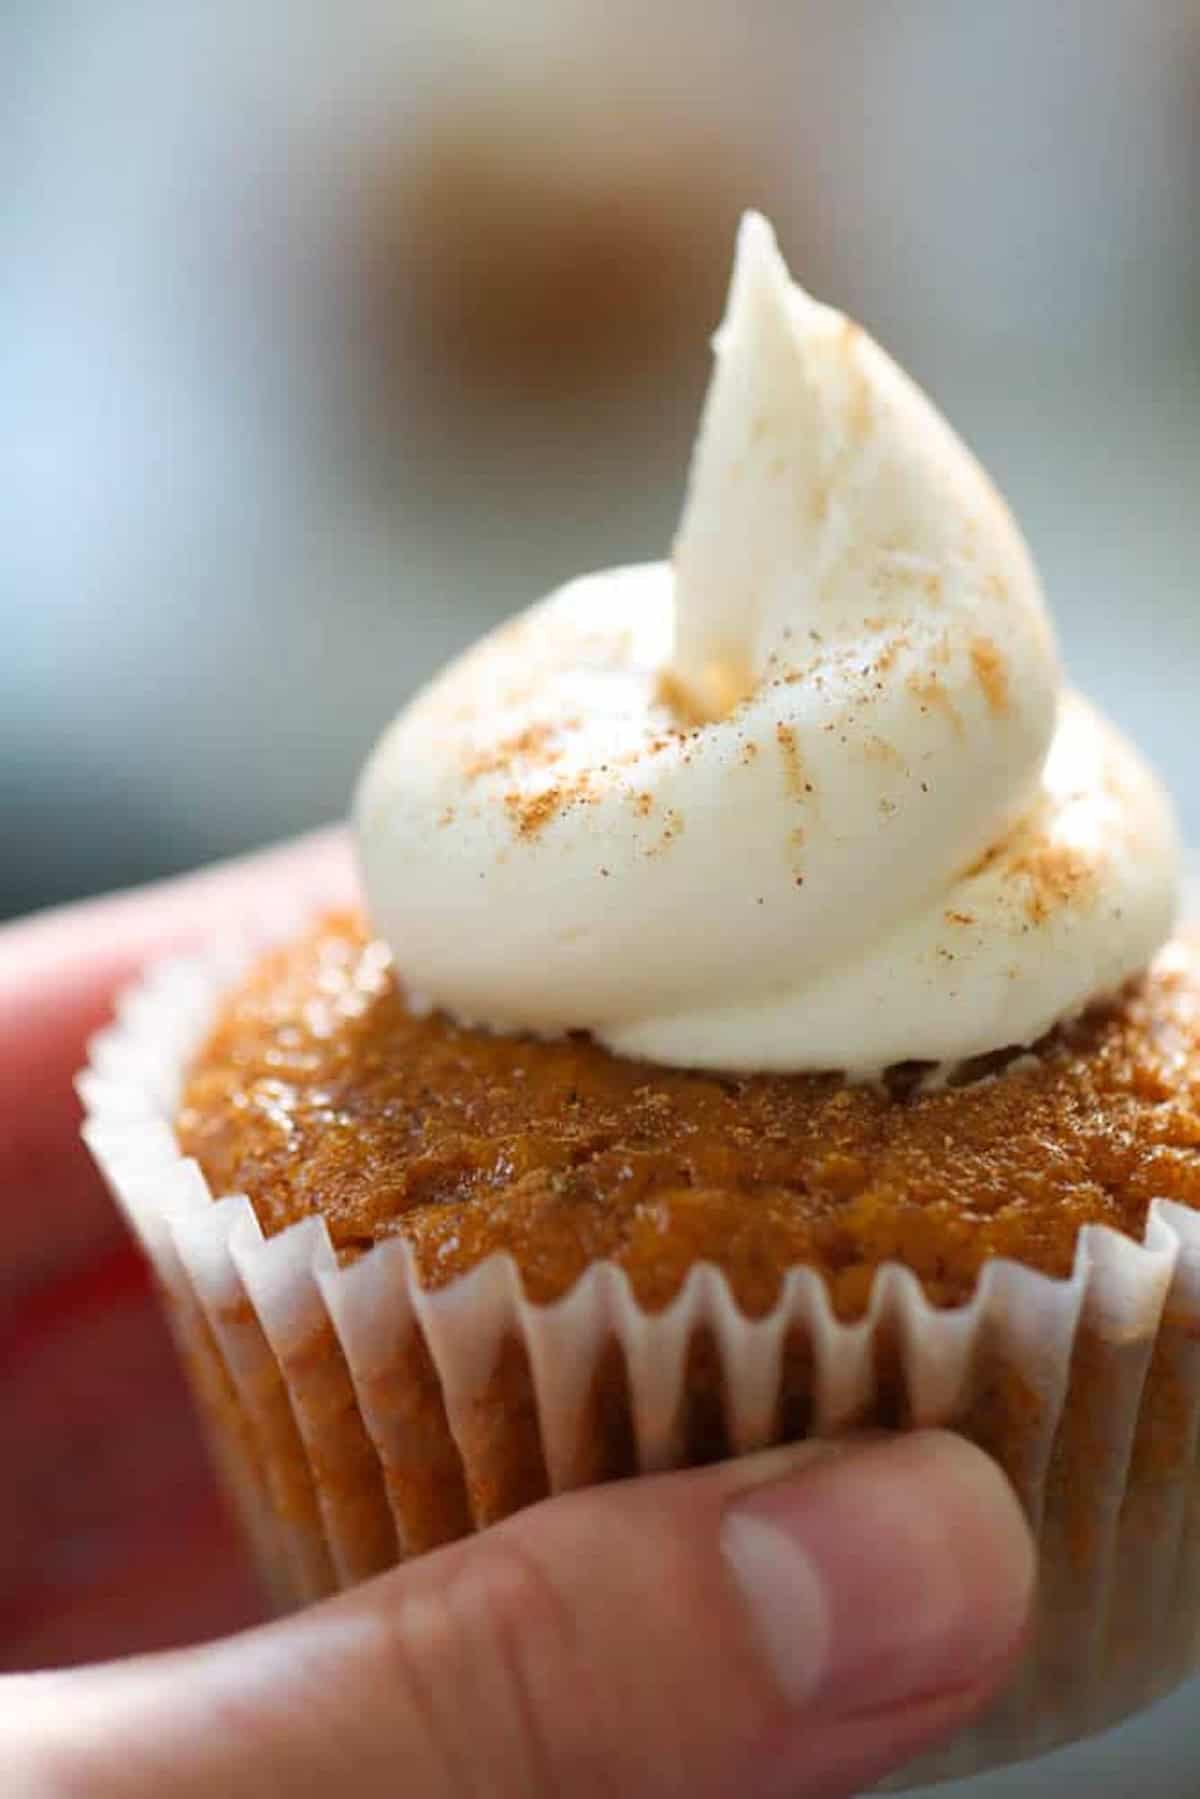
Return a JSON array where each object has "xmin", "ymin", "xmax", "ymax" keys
[{"xmin": 354, "ymin": 73, "xmax": 774, "ymax": 429}]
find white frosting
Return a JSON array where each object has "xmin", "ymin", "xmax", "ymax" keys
[{"xmin": 356, "ymin": 213, "xmax": 1180, "ymax": 1076}]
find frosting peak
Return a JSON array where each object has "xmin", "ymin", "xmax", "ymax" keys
[
  {"xmin": 356, "ymin": 214, "xmax": 1179, "ymax": 1075},
  {"xmin": 671, "ymin": 214, "xmax": 1051, "ymax": 724}
]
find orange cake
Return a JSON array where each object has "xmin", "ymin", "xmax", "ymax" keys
[{"xmin": 177, "ymin": 913, "xmax": 1200, "ymax": 1323}]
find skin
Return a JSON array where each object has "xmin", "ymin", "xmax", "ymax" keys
[{"xmin": 0, "ymin": 831, "xmax": 1034, "ymax": 1797}]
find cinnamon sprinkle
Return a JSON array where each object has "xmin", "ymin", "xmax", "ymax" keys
[{"xmin": 970, "ymin": 637, "xmax": 1010, "ymax": 717}]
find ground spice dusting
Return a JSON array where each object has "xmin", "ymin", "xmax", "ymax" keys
[
  {"xmin": 907, "ymin": 670, "xmax": 964, "ymax": 735},
  {"xmin": 970, "ymin": 637, "xmax": 1010, "ymax": 717},
  {"xmin": 965, "ymin": 830, "xmax": 1099, "ymax": 927},
  {"xmin": 504, "ymin": 788, "xmax": 564, "ymax": 838},
  {"xmin": 967, "ymin": 840, "xmax": 1005, "ymax": 881},
  {"xmin": 775, "ymin": 723, "xmax": 809, "ymax": 800},
  {"xmin": 463, "ymin": 720, "xmax": 569, "ymax": 783},
  {"xmin": 871, "ymin": 633, "xmax": 911, "ymax": 678},
  {"xmin": 654, "ymin": 668, "xmax": 710, "ymax": 728},
  {"xmin": 1011, "ymin": 841, "xmax": 1098, "ymax": 925}
]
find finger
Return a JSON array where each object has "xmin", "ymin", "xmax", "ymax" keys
[
  {"xmin": 10, "ymin": 1433, "xmax": 1035, "ymax": 1799},
  {"xmin": 0, "ymin": 830, "xmax": 353, "ymax": 1665},
  {"xmin": 0, "ymin": 1274, "xmax": 262, "ymax": 1670},
  {"xmin": 0, "ymin": 825, "xmax": 354, "ymax": 1305}
]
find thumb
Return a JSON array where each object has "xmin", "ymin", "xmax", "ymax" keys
[{"xmin": 8, "ymin": 1432, "xmax": 1033, "ymax": 1799}]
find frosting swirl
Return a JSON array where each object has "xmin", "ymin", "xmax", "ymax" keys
[{"xmin": 356, "ymin": 213, "xmax": 1179, "ymax": 1075}]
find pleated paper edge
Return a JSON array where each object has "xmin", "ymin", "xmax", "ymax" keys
[{"xmin": 77, "ymin": 891, "xmax": 1200, "ymax": 1788}]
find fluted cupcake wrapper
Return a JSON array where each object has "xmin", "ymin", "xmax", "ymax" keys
[{"xmin": 79, "ymin": 923, "xmax": 1200, "ymax": 1790}]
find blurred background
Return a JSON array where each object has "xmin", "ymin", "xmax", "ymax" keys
[{"xmin": 4, "ymin": 1, "xmax": 1199, "ymax": 920}]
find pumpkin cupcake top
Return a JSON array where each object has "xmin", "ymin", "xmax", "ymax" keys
[{"xmin": 176, "ymin": 913, "xmax": 1200, "ymax": 1319}]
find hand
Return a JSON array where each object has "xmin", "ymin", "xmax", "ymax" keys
[{"xmin": 0, "ymin": 833, "xmax": 1034, "ymax": 1798}]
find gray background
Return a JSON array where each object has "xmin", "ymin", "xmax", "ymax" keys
[
  {"xmin": 5, "ymin": 5, "xmax": 1199, "ymax": 1788},
  {"xmin": 6, "ymin": 2, "xmax": 1199, "ymax": 922}
]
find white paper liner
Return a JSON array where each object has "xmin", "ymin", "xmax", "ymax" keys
[{"xmin": 78, "ymin": 918, "xmax": 1200, "ymax": 1790}]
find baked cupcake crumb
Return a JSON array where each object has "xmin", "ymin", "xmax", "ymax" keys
[{"xmin": 176, "ymin": 913, "xmax": 1200, "ymax": 1320}]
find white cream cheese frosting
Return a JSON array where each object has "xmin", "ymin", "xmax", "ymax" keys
[{"xmin": 356, "ymin": 213, "xmax": 1180, "ymax": 1076}]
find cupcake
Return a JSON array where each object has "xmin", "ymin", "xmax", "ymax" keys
[{"xmin": 82, "ymin": 215, "xmax": 1198, "ymax": 1786}]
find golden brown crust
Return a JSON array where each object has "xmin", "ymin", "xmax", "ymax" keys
[{"xmin": 176, "ymin": 914, "xmax": 1200, "ymax": 1319}]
